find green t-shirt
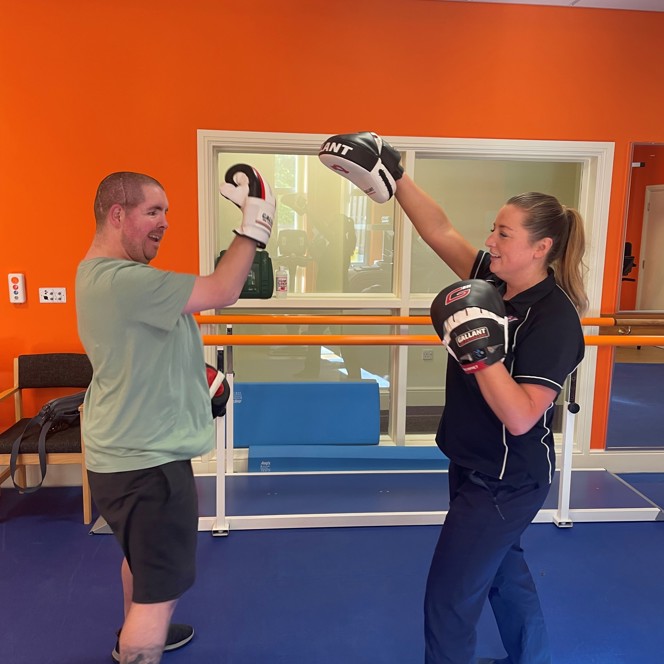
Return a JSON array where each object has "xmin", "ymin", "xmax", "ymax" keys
[{"xmin": 75, "ymin": 258, "xmax": 214, "ymax": 472}]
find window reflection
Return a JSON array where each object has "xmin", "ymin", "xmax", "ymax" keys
[
  {"xmin": 222, "ymin": 310, "xmax": 392, "ymax": 388},
  {"xmin": 217, "ymin": 153, "xmax": 396, "ymax": 294},
  {"xmin": 410, "ymin": 157, "xmax": 582, "ymax": 293}
]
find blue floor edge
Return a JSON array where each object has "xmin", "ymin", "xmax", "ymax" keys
[{"xmin": 194, "ymin": 469, "xmax": 664, "ymax": 518}]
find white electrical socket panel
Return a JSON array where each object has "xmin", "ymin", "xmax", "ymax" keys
[
  {"xmin": 39, "ymin": 287, "xmax": 67, "ymax": 303},
  {"xmin": 8, "ymin": 273, "xmax": 26, "ymax": 303}
]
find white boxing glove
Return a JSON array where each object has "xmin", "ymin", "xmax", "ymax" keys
[
  {"xmin": 319, "ymin": 131, "xmax": 403, "ymax": 204},
  {"xmin": 220, "ymin": 164, "xmax": 275, "ymax": 248}
]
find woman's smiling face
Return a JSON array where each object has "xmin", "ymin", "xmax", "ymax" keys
[{"xmin": 485, "ymin": 204, "xmax": 549, "ymax": 285}]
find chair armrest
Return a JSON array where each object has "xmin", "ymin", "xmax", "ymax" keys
[{"xmin": 0, "ymin": 386, "xmax": 19, "ymax": 403}]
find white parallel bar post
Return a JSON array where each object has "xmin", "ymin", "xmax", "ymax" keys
[
  {"xmin": 225, "ymin": 370, "xmax": 235, "ymax": 475},
  {"xmin": 555, "ymin": 369, "xmax": 578, "ymax": 528},
  {"xmin": 213, "ymin": 409, "xmax": 228, "ymax": 535},
  {"xmin": 214, "ymin": 334, "xmax": 232, "ymax": 535},
  {"xmin": 225, "ymin": 327, "xmax": 235, "ymax": 475}
]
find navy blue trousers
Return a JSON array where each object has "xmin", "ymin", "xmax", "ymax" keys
[{"xmin": 424, "ymin": 463, "xmax": 552, "ymax": 664}]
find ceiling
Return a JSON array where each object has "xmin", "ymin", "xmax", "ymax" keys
[{"xmin": 444, "ymin": 0, "xmax": 664, "ymax": 11}]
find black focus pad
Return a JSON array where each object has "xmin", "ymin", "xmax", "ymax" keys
[
  {"xmin": 430, "ymin": 279, "xmax": 505, "ymax": 340},
  {"xmin": 206, "ymin": 364, "xmax": 230, "ymax": 418},
  {"xmin": 431, "ymin": 280, "xmax": 507, "ymax": 374}
]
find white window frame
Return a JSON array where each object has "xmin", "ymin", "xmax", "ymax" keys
[{"xmin": 197, "ymin": 129, "xmax": 613, "ymax": 468}]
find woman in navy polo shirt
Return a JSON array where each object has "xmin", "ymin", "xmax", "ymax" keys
[
  {"xmin": 317, "ymin": 130, "xmax": 587, "ymax": 664},
  {"xmin": 396, "ymin": 175, "xmax": 587, "ymax": 664}
]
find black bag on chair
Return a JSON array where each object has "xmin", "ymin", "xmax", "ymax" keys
[{"xmin": 10, "ymin": 391, "xmax": 86, "ymax": 494}]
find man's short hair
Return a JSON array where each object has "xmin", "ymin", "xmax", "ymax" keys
[{"xmin": 94, "ymin": 172, "xmax": 163, "ymax": 225}]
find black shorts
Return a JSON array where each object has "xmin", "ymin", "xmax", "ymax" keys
[{"xmin": 88, "ymin": 460, "xmax": 198, "ymax": 604}]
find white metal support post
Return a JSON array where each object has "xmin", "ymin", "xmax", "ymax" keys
[
  {"xmin": 554, "ymin": 369, "xmax": 579, "ymax": 528},
  {"xmin": 212, "ymin": 409, "xmax": 229, "ymax": 536},
  {"xmin": 224, "ymin": 328, "xmax": 235, "ymax": 476},
  {"xmin": 213, "ymin": 339, "xmax": 232, "ymax": 536}
]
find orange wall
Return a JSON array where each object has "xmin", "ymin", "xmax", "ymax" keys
[{"xmin": 2, "ymin": 0, "xmax": 664, "ymax": 442}]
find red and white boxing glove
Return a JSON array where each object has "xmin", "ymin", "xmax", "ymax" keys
[
  {"xmin": 220, "ymin": 164, "xmax": 275, "ymax": 248},
  {"xmin": 430, "ymin": 279, "xmax": 508, "ymax": 374},
  {"xmin": 206, "ymin": 364, "xmax": 230, "ymax": 418},
  {"xmin": 319, "ymin": 131, "xmax": 403, "ymax": 204}
]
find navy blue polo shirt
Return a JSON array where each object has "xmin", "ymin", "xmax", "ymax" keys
[{"xmin": 436, "ymin": 251, "xmax": 585, "ymax": 486}]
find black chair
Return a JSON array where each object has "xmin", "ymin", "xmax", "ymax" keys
[{"xmin": 0, "ymin": 353, "xmax": 93, "ymax": 523}]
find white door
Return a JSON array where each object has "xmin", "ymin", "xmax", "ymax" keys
[{"xmin": 636, "ymin": 185, "xmax": 664, "ymax": 310}]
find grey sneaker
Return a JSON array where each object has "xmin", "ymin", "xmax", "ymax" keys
[{"xmin": 112, "ymin": 623, "xmax": 194, "ymax": 661}]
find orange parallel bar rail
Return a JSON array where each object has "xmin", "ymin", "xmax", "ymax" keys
[
  {"xmin": 196, "ymin": 315, "xmax": 432, "ymax": 326},
  {"xmin": 196, "ymin": 314, "xmax": 616, "ymax": 327},
  {"xmin": 204, "ymin": 334, "xmax": 439, "ymax": 346},
  {"xmin": 585, "ymin": 336, "xmax": 664, "ymax": 347},
  {"xmin": 201, "ymin": 334, "xmax": 664, "ymax": 347},
  {"xmin": 609, "ymin": 319, "xmax": 664, "ymax": 327},
  {"xmin": 583, "ymin": 318, "xmax": 613, "ymax": 327}
]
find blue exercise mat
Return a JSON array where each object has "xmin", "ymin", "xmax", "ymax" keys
[
  {"xmin": 233, "ymin": 381, "xmax": 380, "ymax": 447},
  {"xmin": 247, "ymin": 444, "xmax": 449, "ymax": 472}
]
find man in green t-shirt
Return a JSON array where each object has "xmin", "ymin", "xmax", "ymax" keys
[{"xmin": 76, "ymin": 167, "xmax": 274, "ymax": 664}]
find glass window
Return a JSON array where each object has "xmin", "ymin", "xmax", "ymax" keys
[
  {"xmin": 217, "ymin": 153, "xmax": 396, "ymax": 295},
  {"xmin": 214, "ymin": 153, "xmax": 583, "ymax": 444},
  {"xmin": 406, "ymin": 309, "xmax": 447, "ymax": 437},
  {"xmin": 199, "ymin": 129, "xmax": 616, "ymax": 519},
  {"xmin": 410, "ymin": 157, "xmax": 582, "ymax": 293},
  {"xmin": 404, "ymin": 158, "xmax": 582, "ymax": 435},
  {"xmin": 216, "ymin": 308, "xmax": 393, "ymax": 387}
]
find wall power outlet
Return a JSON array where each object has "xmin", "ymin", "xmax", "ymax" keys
[{"xmin": 39, "ymin": 287, "xmax": 67, "ymax": 303}]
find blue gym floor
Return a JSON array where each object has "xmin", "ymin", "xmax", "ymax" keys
[
  {"xmin": 607, "ymin": 362, "xmax": 664, "ymax": 449},
  {"xmin": 2, "ymin": 474, "xmax": 664, "ymax": 663}
]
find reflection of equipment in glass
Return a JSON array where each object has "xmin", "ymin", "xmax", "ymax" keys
[
  {"xmin": 278, "ymin": 228, "xmax": 307, "ymax": 256},
  {"xmin": 623, "ymin": 242, "xmax": 636, "ymax": 282},
  {"xmin": 280, "ymin": 192, "xmax": 308, "ymax": 217},
  {"xmin": 216, "ymin": 249, "xmax": 274, "ymax": 299},
  {"xmin": 347, "ymin": 231, "xmax": 394, "ymax": 294},
  {"xmin": 277, "ymin": 229, "xmax": 311, "ymax": 291},
  {"xmin": 347, "ymin": 262, "xmax": 392, "ymax": 293}
]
